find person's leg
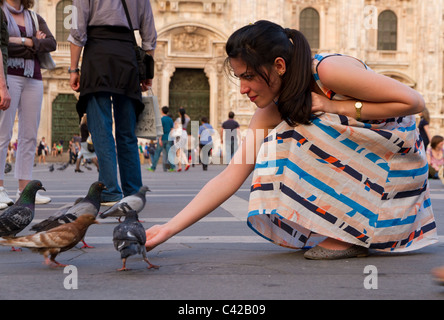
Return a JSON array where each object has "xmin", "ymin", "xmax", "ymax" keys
[
  {"xmin": 15, "ymin": 78, "xmax": 43, "ymax": 183},
  {"xmin": 0, "ymin": 76, "xmax": 20, "ymax": 205},
  {"xmin": 13, "ymin": 78, "xmax": 50, "ymax": 203},
  {"xmin": 86, "ymin": 93, "xmax": 122, "ymax": 202},
  {"xmin": 0, "ymin": 76, "xmax": 20, "ymax": 185},
  {"xmin": 112, "ymin": 94, "xmax": 142, "ymax": 197},
  {"xmin": 150, "ymin": 140, "xmax": 162, "ymax": 171},
  {"xmin": 164, "ymin": 140, "xmax": 175, "ymax": 170}
]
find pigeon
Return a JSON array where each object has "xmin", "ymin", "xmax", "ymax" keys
[
  {"xmin": 30, "ymin": 197, "xmax": 83, "ymax": 232},
  {"xmin": 57, "ymin": 163, "xmax": 69, "ymax": 171},
  {"xmin": 30, "ymin": 181, "xmax": 106, "ymax": 248},
  {"xmin": 0, "ymin": 180, "xmax": 46, "ymax": 251},
  {"xmin": 0, "ymin": 214, "xmax": 98, "ymax": 267},
  {"xmin": 112, "ymin": 203, "xmax": 159, "ymax": 271},
  {"xmin": 48, "ymin": 164, "xmax": 54, "ymax": 172},
  {"xmin": 100, "ymin": 185, "xmax": 150, "ymax": 222}
]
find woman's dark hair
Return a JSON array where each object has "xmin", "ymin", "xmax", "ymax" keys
[
  {"xmin": 179, "ymin": 107, "xmax": 186, "ymax": 125},
  {"xmin": 430, "ymin": 135, "xmax": 444, "ymax": 150},
  {"xmin": 225, "ymin": 20, "xmax": 313, "ymax": 126}
]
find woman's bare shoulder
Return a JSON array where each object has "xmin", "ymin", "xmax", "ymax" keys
[{"xmin": 249, "ymin": 103, "xmax": 282, "ymax": 131}]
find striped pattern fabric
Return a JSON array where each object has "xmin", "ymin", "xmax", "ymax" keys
[{"xmin": 247, "ymin": 54, "xmax": 438, "ymax": 252}]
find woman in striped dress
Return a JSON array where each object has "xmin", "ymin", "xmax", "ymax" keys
[{"xmin": 145, "ymin": 20, "xmax": 437, "ymax": 260}]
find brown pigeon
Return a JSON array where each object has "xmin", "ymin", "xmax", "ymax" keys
[{"xmin": 0, "ymin": 214, "xmax": 98, "ymax": 267}]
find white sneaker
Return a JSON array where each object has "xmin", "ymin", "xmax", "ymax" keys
[
  {"xmin": 0, "ymin": 187, "xmax": 14, "ymax": 206},
  {"xmin": 16, "ymin": 189, "xmax": 51, "ymax": 205},
  {"xmin": 0, "ymin": 202, "xmax": 7, "ymax": 210}
]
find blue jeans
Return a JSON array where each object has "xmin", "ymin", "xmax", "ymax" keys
[
  {"xmin": 151, "ymin": 139, "xmax": 175, "ymax": 171},
  {"xmin": 86, "ymin": 92, "xmax": 142, "ymax": 202}
]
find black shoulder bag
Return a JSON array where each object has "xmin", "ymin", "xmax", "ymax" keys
[{"xmin": 121, "ymin": 0, "xmax": 154, "ymax": 81}]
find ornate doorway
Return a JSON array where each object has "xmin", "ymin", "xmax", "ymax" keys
[
  {"xmin": 169, "ymin": 68, "xmax": 210, "ymax": 132},
  {"xmin": 51, "ymin": 94, "xmax": 79, "ymax": 147}
]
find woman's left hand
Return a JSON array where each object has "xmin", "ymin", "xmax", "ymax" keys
[
  {"xmin": 36, "ymin": 31, "xmax": 46, "ymax": 40},
  {"xmin": 311, "ymin": 92, "xmax": 336, "ymax": 114}
]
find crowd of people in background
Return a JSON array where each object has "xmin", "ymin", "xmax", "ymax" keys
[{"xmin": 145, "ymin": 108, "xmax": 240, "ymax": 172}]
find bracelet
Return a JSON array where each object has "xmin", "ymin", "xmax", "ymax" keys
[
  {"xmin": 68, "ymin": 67, "xmax": 80, "ymax": 74},
  {"xmin": 355, "ymin": 101, "xmax": 363, "ymax": 121},
  {"xmin": 21, "ymin": 37, "xmax": 25, "ymax": 45}
]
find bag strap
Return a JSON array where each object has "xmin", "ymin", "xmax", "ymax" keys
[
  {"xmin": 120, "ymin": 0, "xmax": 137, "ymax": 46},
  {"xmin": 30, "ymin": 10, "xmax": 39, "ymax": 31}
]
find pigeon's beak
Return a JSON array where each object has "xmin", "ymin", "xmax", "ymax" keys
[{"xmin": 41, "ymin": 187, "xmax": 46, "ymax": 192}]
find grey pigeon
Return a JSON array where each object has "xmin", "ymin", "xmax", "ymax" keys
[
  {"xmin": 99, "ymin": 185, "xmax": 150, "ymax": 222},
  {"xmin": 112, "ymin": 203, "xmax": 158, "ymax": 271},
  {"xmin": 0, "ymin": 180, "xmax": 46, "ymax": 251},
  {"xmin": 30, "ymin": 197, "xmax": 83, "ymax": 232},
  {"xmin": 57, "ymin": 163, "xmax": 69, "ymax": 171},
  {"xmin": 30, "ymin": 181, "xmax": 106, "ymax": 248}
]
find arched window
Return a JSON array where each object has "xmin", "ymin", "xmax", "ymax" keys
[
  {"xmin": 378, "ymin": 10, "xmax": 397, "ymax": 50},
  {"xmin": 56, "ymin": 0, "xmax": 73, "ymax": 43},
  {"xmin": 300, "ymin": 8, "xmax": 320, "ymax": 49}
]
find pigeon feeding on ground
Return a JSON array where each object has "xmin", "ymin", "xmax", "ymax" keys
[
  {"xmin": 0, "ymin": 214, "xmax": 98, "ymax": 267},
  {"xmin": 30, "ymin": 181, "xmax": 106, "ymax": 248},
  {"xmin": 112, "ymin": 203, "xmax": 159, "ymax": 271},
  {"xmin": 0, "ymin": 180, "xmax": 46, "ymax": 251},
  {"xmin": 100, "ymin": 185, "xmax": 150, "ymax": 222}
]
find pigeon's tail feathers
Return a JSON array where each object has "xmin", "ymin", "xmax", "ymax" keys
[
  {"xmin": 0, "ymin": 232, "xmax": 53, "ymax": 248},
  {"xmin": 99, "ymin": 206, "xmax": 123, "ymax": 219},
  {"xmin": 114, "ymin": 240, "xmax": 142, "ymax": 259}
]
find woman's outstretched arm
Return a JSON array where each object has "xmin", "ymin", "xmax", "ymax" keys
[{"xmin": 145, "ymin": 103, "xmax": 282, "ymax": 250}]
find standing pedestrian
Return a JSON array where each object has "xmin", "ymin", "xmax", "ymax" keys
[
  {"xmin": 172, "ymin": 107, "xmax": 190, "ymax": 172},
  {"xmin": 74, "ymin": 114, "xmax": 99, "ymax": 173},
  {"xmin": 0, "ymin": 0, "xmax": 55, "ymax": 206},
  {"xmin": 198, "ymin": 116, "xmax": 214, "ymax": 171},
  {"xmin": 37, "ymin": 136, "xmax": 48, "ymax": 164},
  {"xmin": 145, "ymin": 20, "xmax": 437, "ymax": 260},
  {"xmin": 220, "ymin": 111, "xmax": 240, "ymax": 164},
  {"xmin": 0, "ymin": 3, "xmax": 10, "ymax": 210},
  {"xmin": 148, "ymin": 106, "xmax": 175, "ymax": 172},
  {"xmin": 68, "ymin": 0, "xmax": 157, "ymax": 205}
]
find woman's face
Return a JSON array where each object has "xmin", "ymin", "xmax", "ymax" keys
[{"xmin": 229, "ymin": 57, "xmax": 282, "ymax": 109}]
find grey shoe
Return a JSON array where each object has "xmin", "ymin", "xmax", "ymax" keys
[{"xmin": 304, "ymin": 244, "xmax": 369, "ymax": 260}]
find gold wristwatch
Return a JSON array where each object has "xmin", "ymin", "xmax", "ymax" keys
[{"xmin": 355, "ymin": 101, "xmax": 363, "ymax": 121}]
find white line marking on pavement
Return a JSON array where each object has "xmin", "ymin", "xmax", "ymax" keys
[
  {"xmin": 220, "ymin": 195, "xmax": 249, "ymax": 221},
  {"xmin": 84, "ymin": 235, "xmax": 267, "ymax": 244}
]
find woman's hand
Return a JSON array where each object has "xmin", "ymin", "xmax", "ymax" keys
[
  {"xmin": 0, "ymin": 85, "xmax": 11, "ymax": 111},
  {"xmin": 36, "ymin": 31, "xmax": 46, "ymax": 40},
  {"xmin": 145, "ymin": 224, "xmax": 173, "ymax": 251},
  {"xmin": 311, "ymin": 92, "xmax": 337, "ymax": 114}
]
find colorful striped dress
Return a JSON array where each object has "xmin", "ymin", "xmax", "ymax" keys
[{"xmin": 247, "ymin": 53, "xmax": 438, "ymax": 252}]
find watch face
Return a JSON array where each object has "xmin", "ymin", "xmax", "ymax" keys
[{"xmin": 356, "ymin": 102, "xmax": 363, "ymax": 109}]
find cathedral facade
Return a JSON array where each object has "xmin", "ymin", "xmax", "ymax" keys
[{"xmin": 30, "ymin": 0, "xmax": 444, "ymax": 146}]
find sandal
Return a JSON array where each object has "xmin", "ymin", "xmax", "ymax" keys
[{"xmin": 304, "ymin": 244, "xmax": 369, "ymax": 260}]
